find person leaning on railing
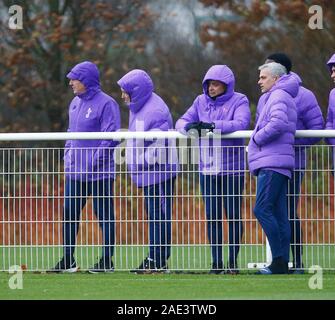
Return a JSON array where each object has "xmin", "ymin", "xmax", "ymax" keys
[
  {"xmin": 117, "ymin": 69, "xmax": 178, "ymax": 274},
  {"xmin": 175, "ymin": 64, "xmax": 251, "ymax": 275},
  {"xmin": 325, "ymin": 53, "xmax": 335, "ymax": 169},
  {"xmin": 248, "ymin": 62, "xmax": 298, "ymax": 275},
  {"xmin": 260, "ymin": 53, "xmax": 324, "ymax": 274},
  {"xmin": 52, "ymin": 61, "xmax": 121, "ymax": 273}
]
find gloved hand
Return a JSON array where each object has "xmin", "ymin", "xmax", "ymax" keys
[
  {"xmin": 185, "ymin": 122, "xmax": 200, "ymax": 132},
  {"xmin": 198, "ymin": 121, "xmax": 215, "ymax": 131},
  {"xmin": 185, "ymin": 121, "xmax": 215, "ymax": 137}
]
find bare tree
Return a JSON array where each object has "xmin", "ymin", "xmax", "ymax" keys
[{"xmin": 0, "ymin": 0, "xmax": 153, "ymax": 131}]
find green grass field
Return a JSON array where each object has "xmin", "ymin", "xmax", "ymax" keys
[
  {"xmin": 0, "ymin": 272, "xmax": 334, "ymax": 300},
  {"xmin": 1, "ymin": 245, "xmax": 334, "ymax": 300},
  {"xmin": 1, "ymin": 244, "xmax": 335, "ymax": 271}
]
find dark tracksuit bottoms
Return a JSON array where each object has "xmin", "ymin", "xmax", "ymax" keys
[
  {"xmin": 288, "ymin": 171, "xmax": 304, "ymax": 268},
  {"xmin": 253, "ymin": 169, "xmax": 291, "ymax": 263},
  {"xmin": 63, "ymin": 178, "xmax": 115, "ymax": 261},
  {"xmin": 143, "ymin": 177, "xmax": 175, "ymax": 268},
  {"xmin": 200, "ymin": 174, "xmax": 244, "ymax": 268}
]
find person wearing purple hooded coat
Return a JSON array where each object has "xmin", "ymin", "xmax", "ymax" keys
[
  {"xmin": 325, "ymin": 53, "xmax": 335, "ymax": 146},
  {"xmin": 52, "ymin": 61, "xmax": 121, "ymax": 273},
  {"xmin": 248, "ymin": 62, "xmax": 298, "ymax": 274},
  {"xmin": 259, "ymin": 53, "xmax": 324, "ymax": 274},
  {"xmin": 117, "ymin": 69, "xmax": 178, "ymax": 273},
  {"xmin": 175, "ymin": 65, "xmax": 251, "ymax": 274}
]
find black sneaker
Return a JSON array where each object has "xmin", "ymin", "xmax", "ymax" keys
[
  {"xmin": 130, "ymin": 257, "xmax": 167, "ymax": 274},
  {"xmin": 51, "ymin": 257, "xmax": 78, "ymax": 273},
  {"xmin": 88, "ymin": 257, "xmax": 114, "ymax": 273},
  {"xmin": 289, "ymin": 263, "xmax": 305, "ymax": 274},
  {"xmin": 209, "ymin": 263, "xmax": 225, "ymax": 275}
]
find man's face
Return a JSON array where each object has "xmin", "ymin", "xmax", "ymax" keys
[
  {"xmin": 69, "ymin": 79, "xmax": 86, "ymax": 95},
  {"xmin": 331, "ymin": 66, "xmax": 335, "ymax": 84},
  {"xmin": 258, "ymin": 68, "xmax": 278, "ymax": 93},
  {"xmin": 208, "ymin": 80, "xmax": 226, "ymax": 97},
  {"xmin": 121, "ymin": 89, "xmax": 131, "ymax": 104}
]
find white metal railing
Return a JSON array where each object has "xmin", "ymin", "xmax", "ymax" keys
[
  {"xmin": 0, "ymin": 129, "xmax": 333, "ymax": 141},
  {"xmin": 1, "ymin": 130, "xmax": 334, "ymax": 272}
]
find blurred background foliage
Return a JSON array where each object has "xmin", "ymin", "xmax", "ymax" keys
[{"xmin": 0, "ymin": 0, "xmax": 335, "ymax": 132}]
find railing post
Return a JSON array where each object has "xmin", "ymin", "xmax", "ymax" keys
[{"xmin": 266, "ymin": 238, "xmax": 272, "ymax": 265}]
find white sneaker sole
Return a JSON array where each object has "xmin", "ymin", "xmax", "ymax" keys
[
  {"xmin": 63, "ymin": 267, "xmax": 79, "ymax": 273},
  {"xmin": 88, "ymin": 269, "xmax": 114, "ymax": 274}
]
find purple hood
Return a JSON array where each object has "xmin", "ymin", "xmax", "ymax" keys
[
  {"xmin": 202, "ymin": 65, "xmax": 235, "ymax": 103},
  {"xmin": 117, "ymin": 69, "xmax": 154, "ymax": 113},
  {"xmin": 268, "ymin": 73, "xmax": 299, "ymax": 98},
  {"xmin": 67, "ymin": 61, "xmax": 101, "ymax": 100},
  {"xmin": 327, "ymin": 53, "xmax": 335, "ymax": 73}
]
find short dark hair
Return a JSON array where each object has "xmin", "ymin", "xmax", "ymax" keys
[{"xmin": 266, "ymin": 53, "xmax": 292, "ymax": 74}]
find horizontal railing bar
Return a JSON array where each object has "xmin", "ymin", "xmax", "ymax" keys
[
  {"xmin": 1, "ymin": 194, "xmax": 333, "ymax": 199},
  {"xmin": 0, "ymin": 243, "xmax": 333, "ymax": 248},
  {"xmin": 1, "ymin": 130, "xmax": 335, "ymax": 141},
  {"xmin": 0, "ymin": 218, "xmax": 333, "ymax": 223}
]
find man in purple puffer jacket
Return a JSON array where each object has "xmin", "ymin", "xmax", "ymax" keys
[
  {"xmin": 117, "ymin": 69, "xmax": 177, "ymax": 273},
  {"xmin": 259, "ymin": 53, "xmax": 324, "ymax": 273},
  {"xmin": 325, "ymin": 53, "xmax": 335, "ymax": 146},
  {"xmin": 53, "ymin": 61, "xmax": 121, "ymax": 273},
  {"xmin": 176, "ymin": 65, "xmax": 250, "ymax": 274},
  {"xmin": 248, "ymin": 62, "xmax": 298, "ymax": 274}
]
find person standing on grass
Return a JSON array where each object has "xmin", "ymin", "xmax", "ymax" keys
[
  {"xmin": 117, "ymin": 69, "xmax": 178, "ymax": 273},
  {"xmin": 175, "ymin": 64, "xmax": 250, "ymax": 274},
  {"xmin": 258, "ymin": 53, "xmax": 324, "ymax": 274},
  {"xmin": 52, "ymin": 61, "xmax": 121, "ymax": 273},
  {"xmin": 248, "ymin": 62, "xmax": 298, "ymax": 275}
]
